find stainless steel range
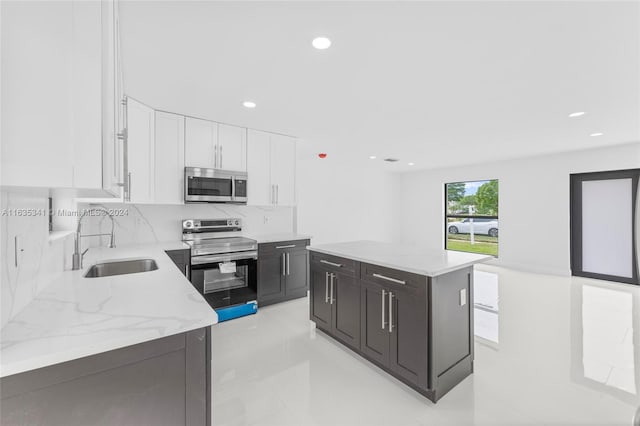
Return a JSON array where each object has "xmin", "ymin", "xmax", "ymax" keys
[{"xmin": 183, "ymin": 218, "xmax": 257, "ymax": 309}]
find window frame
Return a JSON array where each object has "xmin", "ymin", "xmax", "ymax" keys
[{"xmin": 444, "ymin": 179, "xmax": 499, "ymax": 257}]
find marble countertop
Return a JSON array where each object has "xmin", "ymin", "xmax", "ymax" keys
[
  {"xmin": 0, "ymin": 242, "xmax": 217, "ymax": 378},
  {"xmin": 307, "ymin": 240, "xmax": 492, "ymax": 277},
  {"xmin": 248, "ymin": 233, "xmax": 312, "ymax": 244}
]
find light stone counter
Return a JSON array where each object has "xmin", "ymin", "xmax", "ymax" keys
[
  {"xmin": 248, "ymin": 233, "xmax": 312, "ymax": 244},
  {"xmin": 0, "ymin": 242, "xmax": 217, "ymax": 378},
  {"xmin": 307, "ymin": 240, "xmax": 492, "ymax": 276}
]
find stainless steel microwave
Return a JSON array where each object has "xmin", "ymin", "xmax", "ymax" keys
[{"xmin": 184, "ymin": 167, "xmax": 248, "ymax": 204}]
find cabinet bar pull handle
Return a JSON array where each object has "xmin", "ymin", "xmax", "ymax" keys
[
  {"xmin": 126, "ymin": 172, "xmax": 132, "ymax": 202},
  {"xmin": 214, "ymin": 145, "xmax": 218, "ymax": 168},
  {"xmin": 330, "ymin": 273, "xmax": 335, "ymax": 304},
  {"xmin": 325, "ymin": 272, "xmax": 330, "ymax": 303},
  {"xmin": 381, "ymin": 289, "xmax": 387, "ymax": 330},
  {"xmin": 220, "ymin": 145, "xmax": 223, "ymax": 168},
  {"xmin": 282, "ymin": 253, "xmax": 286, "ymax": 276},
  {"xmin": 373, "ymin": 273, "xmax": 406, "ymax": 285},
  {"xmin": 388, "ymin": 292, "xmax": 394, "ymax": 333},
  {"xmin": 276, "ymin": 245, "xmax": 296, "ymax": 249},
  {"xmin": 286, "ymin": 252, "xmax": 290, "ymax": 275},
  {"xmin": 276, "ymin": 184, "xmax": 279, "ymax": 205},
  {"xmin": 320, "ymin": 259, "xmax": 342, "ymax": 268}
]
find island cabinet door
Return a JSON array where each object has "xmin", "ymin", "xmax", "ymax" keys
[
  {"xmin": 360, "ymin": 280, "xmax": 390, "ymax": 366},
  {"xmin": 389, "ymin": 284, "xmax": 428, "ymax": 389},
  {"xmin": 310, "ymin": 267, "xmax": 332, "ymax": 329},
  {"xmin": 331, "ymin": 271, "xmax": 361, "ymax": 350}
]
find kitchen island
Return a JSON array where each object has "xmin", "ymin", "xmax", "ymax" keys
[
  {"xmin": 307, "ymin": 240, "xmax": 491, "ymax": 402},
  {"xmin": 0, "ymin": 243, "xmax": 217, "ymax": 426}
]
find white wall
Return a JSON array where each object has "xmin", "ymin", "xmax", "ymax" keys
[
  {"xmin": 397, "ymin": 142, "xmax": 640, "ymax": 276},
  {"xmin": 296, "ymin": 141, "xmax": 400, "ymax": 245}
]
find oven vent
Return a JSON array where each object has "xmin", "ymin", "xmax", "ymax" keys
[{"xmin": 383, "ymin": 158, "xmax": 399, "ymax": 162}]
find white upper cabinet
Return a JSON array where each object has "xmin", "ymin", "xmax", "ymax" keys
[
  {"xmin": 185, "ymin": 117, "xmax": 218, "ymax": 169},
  {"xmin": 218, "ymin": 124, "xmax": 247, "ymax": 172},
  {"xmin": 101, "ymin": 0, "xmax": 126, "ymax": 197},
  {"xmin": 1, "ymin": 0, "xmax": 124, "ymax": 196},
  {"xmin": 185, "ymin": 118, "xmax": 247, "ymax": 171},
  {"xmin": 270, "ymin": 134, "xmax": 296, "ymax": 207},
  {"xmin": 154, "ymin": 112, "xmax": 185, "ymax": 204},
  {"xmin": 247, "ymin": 130, "xmax": 272, "ymax": 206},
  {"xmin": 247, "ymin": 130, "xmax": 297, "ymax": 206},
  {"xmin": 126, "ymin": 98, "xmax": 155, "ymax": 203}
]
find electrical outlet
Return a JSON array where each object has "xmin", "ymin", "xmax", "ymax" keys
[
  {"xmin": 459, "ymin": 288, "xmax": 467, "ymax": 306},
  {"xmin": 263, "ymin": 216, "xmax": 269, "ymax": 224}
]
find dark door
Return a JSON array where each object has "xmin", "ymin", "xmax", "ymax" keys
[
  {"xmin": 310, "ymin": 267, "xmax": 331, "ymax": 329},
  {"xmin": 285, "ymin": 250, "xmax": 308, "ymax": 296},
  {"xmin": 570, "ymin": 169, "xmax": 639, "ymax": 285},
  {"xmin": 257, "ymin": 253, "xmax": 284, "ymax": 304},
  {"xmin": 360, "ymin": 280, "xmax": 389, "ymax": 366},
  {"xmin": 389, "ymin": 285, "xmax": 427, "ymax": 388},
  {"xmin": 331, "ymin": 271, "xmax": 360, "ymax": 350}
]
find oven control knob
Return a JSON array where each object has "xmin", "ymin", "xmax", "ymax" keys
[
  {"xmin": 234, "ymin": 220, "xmax": 239, "ymax": 226},
  {"xmin": 184, "ymin": 220, "xmax": 193, "ymax": 228}
]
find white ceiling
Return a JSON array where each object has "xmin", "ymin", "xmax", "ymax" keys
[{"xmin": 120, "ymin": 1, "xmax": 640, "ymax": 172}]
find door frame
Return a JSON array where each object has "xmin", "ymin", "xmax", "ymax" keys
[{"xmin": 570, "ymin": 168, "xmax": 639, "ymax": 285}]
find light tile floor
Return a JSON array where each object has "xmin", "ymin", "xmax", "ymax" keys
[{"xmin": 212, "ymin": 265, "xmax": 640, "ymax": 426}]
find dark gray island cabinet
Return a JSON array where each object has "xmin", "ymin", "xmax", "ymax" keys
[
  {"xmin": 308, "ymin": 241, "xmax": 491, "ymax": 403},
  {"xmin": 0, "ymin": 328, "xmax": 211, "ymax": 426}
]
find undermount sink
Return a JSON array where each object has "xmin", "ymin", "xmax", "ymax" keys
[{"xmin": 84, "ymin": 259, "xmax": 158, "ymax": 278}]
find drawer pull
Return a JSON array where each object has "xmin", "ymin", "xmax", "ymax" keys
[
  {"xmin": 320, "ymin": 259, "xmax": 342, "ymax": 268},
  {"xmin": 276, "ymin": 244, "xmax": 296, "ymax": 249},
  {"xmin": 372, "ymin": 273, "xmax": 406, "ymax": 285}
]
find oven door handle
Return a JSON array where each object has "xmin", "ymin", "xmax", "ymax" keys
[{"xmin": 191, "ymin": 251, "xmax": 258, "ymax": 265}]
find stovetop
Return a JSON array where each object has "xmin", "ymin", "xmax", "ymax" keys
[
  {"xmin": 184, "ymin": 236, "xmax": 257, "ymax": 257},
  {"xmin": 182, "ymin": 218, "xmax": 257, "ymax": 256}
]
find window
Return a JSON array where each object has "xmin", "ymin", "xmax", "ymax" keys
[{"xmin": 445, "ymin": 179, "xmax": 498, "ymax": 256}]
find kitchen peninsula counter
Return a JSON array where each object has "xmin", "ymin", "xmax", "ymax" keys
[{"xmin": 1, "ymin": 242, "xmax": 216, "ymax": 425}]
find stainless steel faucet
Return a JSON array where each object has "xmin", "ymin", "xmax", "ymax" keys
[{"xmin": 72, "ymin": 207, "xmax": 116, "ymax": 270}]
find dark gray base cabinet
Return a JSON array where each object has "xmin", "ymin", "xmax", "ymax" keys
[
  {"xmin": 310, "ymin": 253, "xmax": 360, "ymax": 351},
  {"xmin": 309, "ymin": 250, "xmax": 474, "ymax": 403},
  {"xmin": 258, "ymin": 239, "xmax": 310, "ymax": 307},
  {"xmin": 0, "ymin": 327, "xmax": 211, "ymax": 426},
  {"xmin": 166, "ymin": 248, "xmax": 190, "ymax": 278}
]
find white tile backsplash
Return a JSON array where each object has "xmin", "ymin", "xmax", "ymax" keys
[{"xmin": 1, "ymin": 189, "xmax": 74, "ymax": 328}]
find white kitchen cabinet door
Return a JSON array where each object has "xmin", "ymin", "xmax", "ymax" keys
[
  {"xmin": 1, "ymin": 1, "xmax": 75, "ymax": 187},
  {"xmin": 155, "ymin": 112, "xmax": 185, "ymax": 204},
  {"xmin": 185, "ymin": 117, "xmax": 217, "ymax": 169},
  {"xmin": 270, "ymin": 134, "xmax": 297, "ymax": 206},
  {"xmin": 126, "ymin": 98, "xmax": 155, "ymax": 203},
  {"xmin": 218, "ymin": 124, "xmax": 247, "ymax": 172},
  {"xmin": 71, "ymin": 0, "xmax": 102, "ymax": 190},
  {"xmin": 247, "ymin": 130, "xmax": 272, "ymax": 206}
]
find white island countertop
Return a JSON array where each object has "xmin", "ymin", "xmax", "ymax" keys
[
  {"xmin": 307, "ymin": 240, "xmax": 492, "ymax": 277},
  {"xmin": 0, "ymin": 242, "xmax": 217, "ymax": 378}
]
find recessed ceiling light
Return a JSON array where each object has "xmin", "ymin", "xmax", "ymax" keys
[
  {"xmin": 312, "ymin": 37, "xmax": 331, "ymax": 50},
  {"xmin": 369, "ymin": 156, "xmax": 377, "ymax": 160},
  {"xmin": 242, "ymin": 101, "xmax": 256, "ymax": 108},
  {"xmin": 590, "ymin": 132, "xmax": 604, "ymax": 137},
  {"xmin": 568, "ymin": 111, "xmax": 585, "ymax": 118},
  {"xmin": 408, "ymin": 163, "xmax": 415, "ymax": 166}
]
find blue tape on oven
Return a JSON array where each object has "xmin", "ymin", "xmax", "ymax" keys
[{"xmin": 215, "ymin": 301, "xmax": 258, "ymax": 322}]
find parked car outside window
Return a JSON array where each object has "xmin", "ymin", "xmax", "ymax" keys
[{"xmin": 448, "ymin": 218, "xmax": 498, "ymax": 237}]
